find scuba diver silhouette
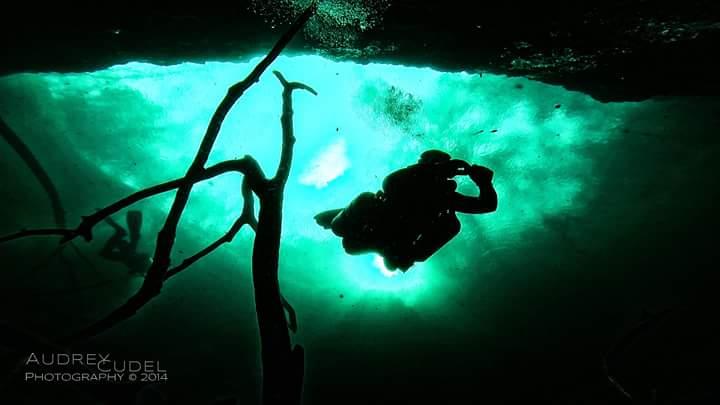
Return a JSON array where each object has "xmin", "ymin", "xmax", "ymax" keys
[
  {"xmin": 315, "ymin": 150, "xmax": 498, "ymax": 271},
  {"xmin": 100, "ymin": 210, "xmax": 150, "ymax": 276}
]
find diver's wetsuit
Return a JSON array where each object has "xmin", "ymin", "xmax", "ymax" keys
[{"xmin": 315, "ymin": 151, "xmax": 498, "ymax": 271}]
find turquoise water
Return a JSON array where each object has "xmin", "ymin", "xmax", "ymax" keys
[{"xmin": 1, "ymin": 54, "xmax": 717, "ymax": 403}]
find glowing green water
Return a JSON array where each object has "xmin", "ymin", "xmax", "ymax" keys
[{"xmin": 0, "ymin": 55, "xmax": 632, "ymax": 310}]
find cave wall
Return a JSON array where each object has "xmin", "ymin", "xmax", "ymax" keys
[{"xmin": 2, "ymin": 1, "xmax": 719, "ymax": 102}]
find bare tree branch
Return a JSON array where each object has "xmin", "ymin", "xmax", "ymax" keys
[
  {"xmin": 250, "ymin": 71, "xmax": 316, "ymax": 405},
  {"xmin": 271, "ymin": 70, "xmax": 318, "ymax": 185},
  {"xmin": 75, "ymin": 156, "xmax": 267, "ymax": 244},
  {"xmin": 165, "ymin": 176, "xmax": 258, "ymax": 280},
  {"xmin": 0, "ymin": 156, "xmax": 265, "ymax": 244},
  {"xmin": 138, "ymin": 0, "xmax": 319, "ymax": 309},
  {"xmin": 0, "ymin": 116, "xmax": 66, "ymax": 228},
  {"xmin": 2, "ymin": 4, "xmax": 318, "ymax": 404},
  {"xmin": 55, "ymin": 1, "xmax": 317, "ymax": 347},
  {"xmin": 0, "ymin": 116, "xmax": 93, "ymax": 284}
]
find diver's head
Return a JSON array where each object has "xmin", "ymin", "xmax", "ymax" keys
[{"xmin": 418, "ymin": 149, "xmax": 451, "ymax": 165}]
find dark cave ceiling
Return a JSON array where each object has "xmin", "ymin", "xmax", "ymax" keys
[{"xmin": 2, "ymin": 1, "xmax": 719, "ymax": 102}]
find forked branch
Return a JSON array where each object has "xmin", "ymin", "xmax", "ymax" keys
[
  {"xmin": 0, "ymin": 156, "xmax": 265, "ymax": 244},
  {"xmin": 53, "ymin": 1, "xmax": 318, "ymax": 345},
  {"xmin": 165, "ymin": 176, "xmax": 258, "ymax": 280},
  {"xmin": 1, "ymin": 5, "xmax": 318, "ymax": 405}
]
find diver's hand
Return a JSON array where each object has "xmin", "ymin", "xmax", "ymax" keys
[{"xmin": 469, "ymin": 165, "xmax": 494, "ymax": 183}]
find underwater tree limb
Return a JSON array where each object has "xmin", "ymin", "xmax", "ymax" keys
[
  {"xmin": 55, "ymin": 1, "xmax": 317, "ymax": 349},
  {"xmin": 0, "ymin": 156, "xmax": 265, "ymax": 245},
  {"xmin": 55, "ymin": 157, "xmax": 269, "ymax": 344},
  {"xmin": 0, "ymin": 116, "xmax": 94, "ymax": 285},
  {"xmin": 165, "ymin": 176, "xmax": 258, "ymax": 280},
  {"xmin": 251, "ymin": 72, "xmax": 316, "ymax": 405},
  {"xmin": 271, "ymin": 70, "xmax": 318, "ymax": 185},
  {"xmin": 142, "ymin": 0, "xmax": 318, "ymax": 287},
  {"xmin": 2, "ymin": 4, "xmax": 318, "ymax": 404},
  {"xmin": 0, "ymin": 116, "xmax": 66, "ymax": 228},
  {"xmin": 71, "ymin": 156, "xmax": 267, "ymax": 244},
  {"xmin": 91, "ymin": 0, "xmax": 319, "ymax": 317}
]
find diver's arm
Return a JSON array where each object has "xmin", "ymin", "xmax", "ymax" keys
[{"xmin": 451, "ymin": 165, "xmax": 498, "ymax": 214}]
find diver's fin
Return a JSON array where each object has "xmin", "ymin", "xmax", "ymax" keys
[{"xmin": 314, "ymin": 209, "xmax": 342, "ymax": 229}]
